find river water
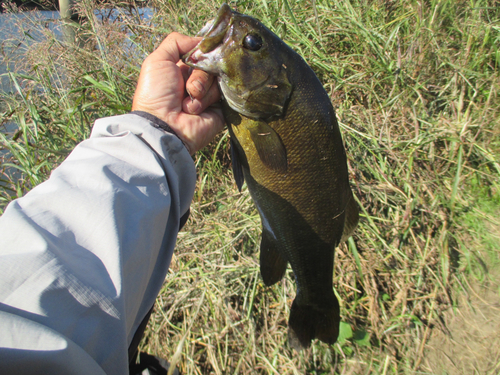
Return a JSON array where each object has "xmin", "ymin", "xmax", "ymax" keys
[
  {"xmin": 1, "ymin": 11, "xmax": 61, "ymax": 93},
  {"xmin": 0, "ymin": 8, "xmax": 153, "ymax": 194},
  {"xmin": 0, "ymin": 11, "xmax": 62, "ymax": 192}
]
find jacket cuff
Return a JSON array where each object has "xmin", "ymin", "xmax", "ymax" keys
[{"xmin": 131, "ymin": 110, "xmax": 189, "ymax": 152}]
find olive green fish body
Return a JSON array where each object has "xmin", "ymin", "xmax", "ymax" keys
[{"xmin": 184, "ymin": 3, "xmax": 358, "ymax": 350}]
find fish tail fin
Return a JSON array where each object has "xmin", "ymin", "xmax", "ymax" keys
[{"xmin": 288, "ymin": 297, "xmax": 340, "ymax": 350}]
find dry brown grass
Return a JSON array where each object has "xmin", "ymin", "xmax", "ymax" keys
[{"xmin": 1, "ymin": 0, "xmax": 499, "ymax": 373}]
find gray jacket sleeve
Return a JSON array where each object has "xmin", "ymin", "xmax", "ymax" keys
[{"xmin": 0, "ymin": 113, "xmax": 196, "ymax": 375}]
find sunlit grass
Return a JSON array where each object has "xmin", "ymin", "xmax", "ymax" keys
[{"xmin": 1, "ymin": 0, "xmax": 499, "ymax": 373}]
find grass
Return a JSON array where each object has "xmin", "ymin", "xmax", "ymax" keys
[{"xmin": 1, "ymin": 0, "xmax": 500, "ymax": 373}]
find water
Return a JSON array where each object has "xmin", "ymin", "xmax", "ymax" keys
[
  {"xmin": 1, "ymin": 10, "xmax": 62, "ymax": 132},
  {"xmin": 1, "ymin": 8, "xmax": 154, "ymax": 92},
  {"xmin": 1, "ymin": 6, "xmax": 154, "ymax": 95},
  {"xmin": 0, "ymin": 8, "xmax": 154, "ymax": 194},
  {"xmin": 0, "ymin": 12, "xmax": 61, "ymax": 191},
  {"xmin": 1, "ymin": 11, "xmax": 61, "ymax": 94}
]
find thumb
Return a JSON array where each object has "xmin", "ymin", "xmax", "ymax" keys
[{"xmin": 150, "ymin": 33, "xmax": 201, "ymax": 64}]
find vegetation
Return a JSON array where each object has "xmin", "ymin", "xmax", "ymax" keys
[{"xmin": 1, "ymin": 0, "xmax": 499, "ymax": 373}]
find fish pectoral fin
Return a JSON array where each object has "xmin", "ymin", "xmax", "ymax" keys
[
  {"xmin": 288, "ymin": 296, "xmax": 340, "ymax": 350},
  {"xmin": 340, "ymin": 193, "xmax": 359, "ymax": 243},
  {"xmin": 259, "ymin": 230, "xmax": 288, "ymax": 286},
  {"xmin": 230, "ymin": 138, "xmax": 245, "ymax": 192},
  {"xmin": 248, "ymin": 121, "xmax": 288, "ymax": 173}
]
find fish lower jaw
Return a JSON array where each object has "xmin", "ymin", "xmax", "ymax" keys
[{"xmin": 185, "ymin": 46, "xmax": 224, "ymax": 75}]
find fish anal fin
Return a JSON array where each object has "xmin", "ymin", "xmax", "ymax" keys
[
  {"xmin": 288, "ymin": 297, "xmax": 340, "ymax": 350},
  {"xmin": 247, "ymin": 121, "xmax": 287, "ymax": 173},
  {"xmin": 259, "ymin": 230, "xmax": 287, "ymax": 286}
]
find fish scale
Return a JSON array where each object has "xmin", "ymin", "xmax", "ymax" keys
[{"xmin": 184, "ymin": 3, "xmax": 358, "ymax": 350}]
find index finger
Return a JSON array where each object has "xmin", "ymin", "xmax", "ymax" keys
[
  {"xmin": 186, "ymin": 69, "xmax": 215, "ymax": 100},
  {"xmin": 149, "ymin": 32, "xmax": 201, "ymax": 64}
]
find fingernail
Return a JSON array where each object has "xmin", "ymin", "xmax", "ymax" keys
[
  {"xmin": 191, "ymin": 80, "xmax": 204, "ymax": 95},
  {"xmin": 187, "ymin": 100, "xmax": 202, "ymax": 114},
  {"xmin": 186, "ymin": 88, "xmax": 194, "ymax": 103}
]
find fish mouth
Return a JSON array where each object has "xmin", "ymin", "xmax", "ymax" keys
[{"xmin": 183, "ymin": 3, "xmax": 233, "ymax": 66}]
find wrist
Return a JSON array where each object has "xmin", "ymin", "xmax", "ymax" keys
[{"xmin": 130, "ymin": 111, "xmax": 192, "ymax": 154}]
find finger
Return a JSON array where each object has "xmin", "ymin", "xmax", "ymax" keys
[
  {"xmin": 174, "ymin": 108, "xmax": 225, "ymax": 154},
  {"xmin": 177, "ymin": 62, "xmax": 192, "ymax": 87},
  {"xmin": 194, "ymin": 108, "xmax": 226, "ymax": 151},
  {"xmin": 150, "ymin": 32, "xmax": 201, "ymax": 64},
  {"xmin": 183, "ymin": 78, "xmax": 222, "ymax": 115},
  {"xmin": 186, "ymin": 69, "xmax": 214, "ymax": 100}
]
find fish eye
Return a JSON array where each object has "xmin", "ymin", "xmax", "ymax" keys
[{"xmin": 243, "ymin": 34, "xmax": 263, "ymax": 51}]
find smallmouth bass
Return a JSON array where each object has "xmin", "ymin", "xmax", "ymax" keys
[{"xmin": 184, "ymin": 3, "xmax": 359, "ymax": 350}]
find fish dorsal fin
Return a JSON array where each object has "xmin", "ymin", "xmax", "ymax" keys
[
  {"xmin": 260, "ymin": 229, "xmax": 288, "ymax": 286},
  {"xmin": 230, "ymin": 138, "xmax": 245, "ymax": 192},
  {"xmin": 247, "ymin": 120, "xmax": 288, "ymax": 173},
  {"xmin": 340, "ymin": 193, "xmax": 359, "ymax": 243}
]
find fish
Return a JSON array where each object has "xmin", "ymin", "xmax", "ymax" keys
[{"xmin": 184, "ymin": 3, "xmax": 359, "ymax": 350}]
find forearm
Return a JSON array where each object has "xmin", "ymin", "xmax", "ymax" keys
[{"xmin": 0, "ymin": 113, "xmax": 196, "ymax": 375}]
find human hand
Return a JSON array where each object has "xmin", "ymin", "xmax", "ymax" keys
[{"xmin": 132, "ymin": 32, "xmax": 224, "ymax": 155}]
